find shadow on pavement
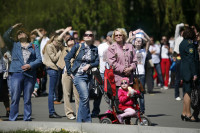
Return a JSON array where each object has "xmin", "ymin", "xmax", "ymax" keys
[{"xmin": 147, "ymin": 114, "xmax": 170, "ymax": 117}]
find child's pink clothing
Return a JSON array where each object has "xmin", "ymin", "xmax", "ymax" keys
[
  {"xmin": 117, "ymin": 108, "xmax": 136, "ymax": 123},
  {"xmin": 117, "ymin": 87, "xmax": 140, "ymax": 123},
  {"xmin": 118, "ymin": 87, "xmax": 140, "ymax": 111}
]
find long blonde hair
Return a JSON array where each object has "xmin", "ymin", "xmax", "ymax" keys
[{"xmin": 42, "ymin": 35, "xmax": 58, "ymax": 54}]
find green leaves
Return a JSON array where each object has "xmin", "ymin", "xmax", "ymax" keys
[{"xmin": 0, "ymin": 0, "xmax": 200, "ymax": 39}]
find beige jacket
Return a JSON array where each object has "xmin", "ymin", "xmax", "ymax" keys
[
  {"xmin": 43, "ymin": 43, "xmax": 62, "ymax": 70},
  {"xmin": 57, "ymin": 47, "xmax": 68, "ymax": 69}
]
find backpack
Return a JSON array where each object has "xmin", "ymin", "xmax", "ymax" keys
[{"xmin": 104, "ymin": 65, "xmax": 116, "ymax": 99}]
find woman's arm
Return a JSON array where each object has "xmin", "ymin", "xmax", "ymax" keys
[
  {"xmin": 27, "ymin": 44, "xmax": 42, "ymax": 70},
  {"xmin": 64, "ymin": 43, "xmax": 79, "ymax": 76},
  {"xmin": 46, "ymin": 45, "xmax": 61, "ymax": 63},
  {"xmin": 57, "ymin": 27, "xmax": 72, "ymax": 41}
]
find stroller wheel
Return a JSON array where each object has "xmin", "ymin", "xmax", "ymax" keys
[
  {"xmin": 100, "ymin": 118, "xmax": 112, "ymax": 124},
  {"xmin": 135, "ymin": 115, "xmax": 151, "ymax": 126}
]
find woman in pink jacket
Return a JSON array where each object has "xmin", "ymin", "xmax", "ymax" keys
[{"xmin": 107, "ymin": 28, "xmax": 137, "ymax": 94}]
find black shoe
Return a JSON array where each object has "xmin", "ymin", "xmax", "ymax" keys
[
  {"xmin": 49, "ymin": 112, "xmax": 62, "ymax": 118},
  {"xmin": 181, "ymin": 114, "xmax": 185, "ymax": 121},
  {"xmin": 6, "ymin": 111, "xmax": 10, "ymax": 117},
  {"xmin": 91, "ymin": 113, "xmax": 98, "ymax": 118},
  {"xmin": 185, "ymin": 116, "xmax": 197, "ymax": 122}
]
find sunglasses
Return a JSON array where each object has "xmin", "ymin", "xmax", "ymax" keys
[
  {"xmin": 115, "ymin": 34, "xmax": 122, "ymax": 37},
  {"xmin": 121, "ymin": 81, "xmax": 128, "ymax": 85},
  {"xmin": 84, "ymin": 34, "xmax": 93, "ymax": 37},
  {"xmin": 67, "ymin": 38, "xmax": 74, "ymax": 41}
]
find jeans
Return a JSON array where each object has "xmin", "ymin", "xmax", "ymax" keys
[
  {"xmin": 138, "ymin": 75, "xmax": 145, "ymax": 113},
  {"xmin": 46, "ymin": 68, "xmax": 58, "ymax": 115},
  {"xmin": 91, "ymin": 73, "xmax": 104, "ymax": 116},
  {"xmin": 73, "ymin": 74, "xmax": 91, "ymax": 122},
  {"xmin": 153, "ymin": 63, "xmax": 164, "ymax": 87},
  {"xmin": 9, "ymin": 73, "xmax": 35, "ymax": 121}
]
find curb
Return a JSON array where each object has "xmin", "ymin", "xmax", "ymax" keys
[{"xmin": 0, "ymin": 121, "xmax": 200, "ymax": 133}]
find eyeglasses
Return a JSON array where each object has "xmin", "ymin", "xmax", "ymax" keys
[
  {"xmin": 121, "ymin": 81, "xmax": 128, "ymax": 85},
  {"xmin": 115, "ymin": 34, "xmax": 122, "ymax": 37},
  {"xmin": 84, "ymin": 34, "xmax": 93, "ymax": 37}
]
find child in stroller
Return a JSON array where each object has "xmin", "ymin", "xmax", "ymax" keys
[
  {"xmin": 98, "ymin": 76, "xmax": 151, "ymax": 126},
  {"xmin": 117, "ymin": 77, "xmax": 140, "ymax": 123}
]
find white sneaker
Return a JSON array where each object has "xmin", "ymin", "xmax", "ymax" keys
[
  {"xmin": 163, "ymin": 86, "xmax": 168, "ymax": 90},
  {"xmin": 158, "ymin": 83, "xmax": 161, "ymax": 87},
  {"xmin": 68, "ymin": 115, "xmax": 76, "ymax": 120},
  {"xmin": 176, "ymin": 97, "xmax": 181, "ymax": 101}
]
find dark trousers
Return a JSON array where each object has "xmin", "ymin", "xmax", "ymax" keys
[{"xmin": 174, "ymin": 59, "xmax": 184, "ymax": 98}]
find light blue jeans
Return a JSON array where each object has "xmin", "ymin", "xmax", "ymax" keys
[
  {"xmin": 9, "ymin": 73, "xmax": 35, "ymax": 121},
  {"xmin": 73, "ymin": 73, "xmax": 92, "ymax": 122}
]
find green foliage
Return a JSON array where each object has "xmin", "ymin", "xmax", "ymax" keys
[{"xmin": 0, "ymin": 0, "xmax": 200, "ymax": 39}]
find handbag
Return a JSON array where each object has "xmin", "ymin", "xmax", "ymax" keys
[
  {"xmin": 133, "ymin": 65, "xmax": 145, "ymax": 93},
  {"xmin": 191, "ymin": 81, "xmax": 200, "ymax": 110}
]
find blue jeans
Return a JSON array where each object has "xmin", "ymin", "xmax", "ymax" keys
[
  {"xmin": 47, "ymin": 68, "xmax": 58, "ymax": 115},
  {"xmin": 9, "ymin": 73, "xmax": 35, "ymax": 121},
  {"xmin": 138, "ymin": 75, "xmax": 145, "ymax": 113},
  {"xmin": 73, "ymin": 74, "xmax": 91, "ymax": 122},
  {"xmin": 153, "ymin": 63, "xmax": 164, "ymax": 87}
]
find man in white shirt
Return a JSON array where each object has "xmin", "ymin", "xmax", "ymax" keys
[
  {"xmin": 91, "ymin": 31, "xmax": 113, "ymax": 117},
  {"xmin": 38, "ymin": 28, "xmax": 49, "ymax": 96},
  {"xmin": 149, "ymin": 39, "xmax": 164, "ymax": 89},
  {"xmin": 173, "ymin": 23, "xmax": 186, "ymax": 101}
]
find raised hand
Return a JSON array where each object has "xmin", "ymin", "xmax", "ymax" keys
[{"xmin": 12, "ymin": 23, "xmax": 23, "ymax": 29}]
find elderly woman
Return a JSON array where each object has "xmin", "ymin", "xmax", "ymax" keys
[
  {"xmin": 180, "ymin": 27, "xmax": 198, "ymax": 122},
  {"xmin": 65, "ymin": 30, "xmax": 99, "ymax": 122},
  {"xmin": 3, "ymin": 23, "xmax": 42, "ymax": 121},
  {"xmin": 107, "ymin": 28, "xmax": 137, "ymax": 98}
]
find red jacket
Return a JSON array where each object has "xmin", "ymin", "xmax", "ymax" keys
[{"xmin": 118, "ymin": 87, "xmax": 140, "ymax": 110}]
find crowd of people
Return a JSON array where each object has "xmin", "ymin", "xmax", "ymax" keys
[{"xmin": 0, "ymin": 22, "xmax": 199, "ymax": 122}]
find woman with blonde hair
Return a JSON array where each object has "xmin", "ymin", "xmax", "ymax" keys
[
  {"xmin": 107, "ymin": 28, "xmax": 137, "ymax": 101},
  {"xmin": 43, "ymin": 26, "xmax": 72, "ymax": 118}
]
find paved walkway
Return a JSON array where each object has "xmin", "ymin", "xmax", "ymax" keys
[{"xmin": 0, "ymin": 87, "xmax": 199, "ymax": 130}]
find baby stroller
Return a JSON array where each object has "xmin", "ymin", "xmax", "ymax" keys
[{"xmin": 97, "ymin": 66, "xmax": 151, "ymax": 126}]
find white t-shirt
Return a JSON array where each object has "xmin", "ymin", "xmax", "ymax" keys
[
  {"xmin": 39, "ymin": 37, "xmax": 49, "ymax": 62},
  {"xmin": 98, "ymin": 42, "xmax": 109, "ymax": 73},
  {"xmin": 149, "ymin": 44, "xmax": 160, "ymax": 64},
  {"xmin": 136, "ymin": 49, "xmax": 146, "ymax": 75},
  {"xmin": 161, "ymin": 45, "xmax": 169, "ymax": 59}
]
